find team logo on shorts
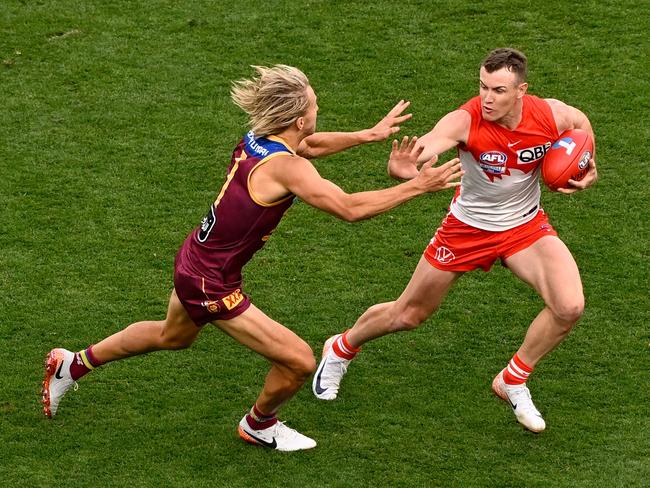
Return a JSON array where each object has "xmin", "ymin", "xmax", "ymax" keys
[
  {"xmin": 223, "ymin": 289, "xmax": 244, "ymax": 310},
  {"xmin": 434, "ymin": 246, "xmax": 455, "ymax": 264},
  {"xmin": 202, "ymin": 300, "xmax": 221, "ymax": 313}
]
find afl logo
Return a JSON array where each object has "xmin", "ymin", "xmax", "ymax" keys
[
  {"xmin": 578, "ymin": 151, "xmax": 591, "ymax": 170},
  {"xmin": 479, "ymin": 151, "xmax": 507, "ymax": 174}
]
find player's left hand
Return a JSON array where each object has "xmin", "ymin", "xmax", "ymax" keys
[
  {"xmin": 557, "ymin": 158, "xmax": 598, "ymax": 194},
  {"xmin": 365, "ymin": 100, "xmax": 412, "ymax": 142},
  {"xmin": 387, "ymin": 135, "xmax": 422, "ymax": 180}
]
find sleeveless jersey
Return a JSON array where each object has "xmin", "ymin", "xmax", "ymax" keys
[
  {"xmin": 176, "ymin": 131, "xmax": 296, "ymax": 287},
  {"xmin": 450, "ymin": 95, "xmax": 559, "ymax": 231}
]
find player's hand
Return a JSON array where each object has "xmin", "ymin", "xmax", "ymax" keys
[
  {"xmin": 557, "ymin": 158, "xmax": 598, "ymax": 194},
  {"xmin": 387, "ymin": 136, "xmax": 422, "ymax": 180},
  {"xmin": 365, "ymin": 100, "xmax": 412, "ymax": 142},
  {"xmin": 415, "ymin": 156, "xmax": 463, "ymax": 193}
]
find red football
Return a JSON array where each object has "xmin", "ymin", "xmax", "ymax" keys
[{"xmin": 542, "ymin": 129, "xmax": 593, "ymax": 191}]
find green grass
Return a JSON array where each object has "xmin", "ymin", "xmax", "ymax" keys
[{"xmin": 1, "ymin": 0, "xmax": 648, "ymax": 486}]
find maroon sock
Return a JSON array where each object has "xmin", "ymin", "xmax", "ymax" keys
[
  {"xmin": 245, "ymin": 404, "xmax": 278, "ymax": 430},
  {"xmin": 69, "ymin": 345, "xmax": 103, "ymax": 381}
]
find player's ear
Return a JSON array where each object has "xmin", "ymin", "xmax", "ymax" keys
[
  {"xmin": 296, "ymin": 116, "xmax": 305, "ymax": 130},
  {"xmin": 517, "ymin": 82, "xmax": 528, "ymax": 99}
]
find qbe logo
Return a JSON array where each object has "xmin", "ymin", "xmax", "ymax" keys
[
  {"xmin": 517, "ymin": 142, "xmax": 551, "ymax": 164},
  {"xmin": 479, "ymin": 151, "xmax": 507, "ymax": 174}
]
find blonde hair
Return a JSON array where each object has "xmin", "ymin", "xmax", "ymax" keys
[{"xmin": 231, "ymin": 65, "xmax": 311, "ymax": 137}]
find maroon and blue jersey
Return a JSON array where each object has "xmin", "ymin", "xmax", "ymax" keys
[{"xmin": 173, "ymin": 131, "xmax": 296, "ymax": 325}]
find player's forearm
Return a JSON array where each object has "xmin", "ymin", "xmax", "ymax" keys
[
  {"xmin": 297, "ymin": 130, "xmax": 372, "ymax": 159},
  {"xmin": 342, "ymin": 179, "xmax": 423, "ymax": 222},
  {"xmin": 573, "ymin": 111, "xmax": 596, "ymax": 158}
]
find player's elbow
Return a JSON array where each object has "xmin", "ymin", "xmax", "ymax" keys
[
  {"xmin": 332, "ymin": 196, "xmax": 367, "ymax": 222},
  {"xmin": 296, "ymin": 146, "xmax": 317, "ymax": 159},
  {"xmin": 337, "ymin": 205, "xmax": 370, "ymax": 223}
]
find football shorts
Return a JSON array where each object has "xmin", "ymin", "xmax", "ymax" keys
[
  {"xmin": 424, "ymin": 210, "xmax": 558, "ymax": 272},
  {"xmin": 173, "ymin": 268, "xmax": 251, "ymax": 326}
]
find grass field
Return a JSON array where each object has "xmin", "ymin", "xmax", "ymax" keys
[{"xmin": 1, "ymin": 1, "xmax": 648, "ymax": 486}]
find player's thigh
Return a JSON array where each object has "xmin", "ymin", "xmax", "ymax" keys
[
  {"xmin": 161, "ymin": 288, "xmax": 203, "ymax": 346},
  {"xmin": 213, "ymin": 304, "xmax": 313, "ymax": 368},
  {"xmin": 504, "ymin": 235, "xmax": 583, "ymax": 310},
  {"xmin": 395, "ymin": 256, "xmax": 462, "ymax": 318}
]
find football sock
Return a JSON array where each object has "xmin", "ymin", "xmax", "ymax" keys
[
  {"xmin": 502, "ymin": 353, "xmax": 533, "ymax": 386},
  {"xmin": 70, "ymin": 345, "xmax": 103, "ymax": 381},
  {"xmin": 332, "ymin": 330, "xmax": 361, "ymax": 360},
  {"xmin": 245, "ymin": 403, "xmax": 278, "ymax": 430}
]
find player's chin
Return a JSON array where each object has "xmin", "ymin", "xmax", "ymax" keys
[{"xmin": 481, "ymin": 108, "xmax": 498, "ymax": 121}]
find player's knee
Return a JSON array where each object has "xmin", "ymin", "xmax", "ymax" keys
[
  {"xmin": 161, "ymin": 335, "xmax": 195, "ymax": 350},
  {"xmin": 159, "ymin": 328, "xmax": 197, "ymax": 350},
  {"xmin": 552, "ymin": 296, "xmax": 585, "ymax": 326},
  {"xmin": 287, "ymin": 344, "xmax": 317, "ymax": 380},
  {"xmin": 296, "ymin": 354, "xmax": 317, "ymax": 379},
  {"xmin": 392, "ymin": 306, "xmax": 432, "ymax": 332}
]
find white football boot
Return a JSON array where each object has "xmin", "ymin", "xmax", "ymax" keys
[
  {"xmin": 312, "ymin": 335, "xmax": 351, "ymax": 400},
  {"xmin": 492, "ymin": 368, "xmax": 546, "ymax": 433},
  {"xmin": 238, "ymin": 416, "xmax": 316, "ymax": 451},
  {"xmin": 42, "ymin": 348, "xmax": 77, "ymax": 418}
]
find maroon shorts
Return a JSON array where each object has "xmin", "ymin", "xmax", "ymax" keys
[
  {"xmin": 424, "ymin": 210, "xmax": 558, "ymax": 272},
  {"xmin": 173, "ymin": 267, "xmax": 251, "ymax": 326}
]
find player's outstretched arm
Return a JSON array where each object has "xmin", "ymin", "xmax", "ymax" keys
[
  {"xmin": 547, "ymin": 98, "xmax": 598, "ymax": 194},
  {"xmin": 276, "ymin": 137, "xmax": 462, "ymax": 222},
  {"xmin": 387, "ymin": 109, "xmax": 469, "ymax": 180},
  {"xmin": 296, "ymin": 100, "xmax": 412, "ymax": 159}
]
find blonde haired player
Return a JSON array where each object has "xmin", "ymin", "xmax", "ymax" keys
[
  {"xmin": 42, "ymin": 65, "xmax": 463, "ymax": 451},
  {"xmin": 314, "ymin": 48, "xmax": 598, "ymax": 433}
]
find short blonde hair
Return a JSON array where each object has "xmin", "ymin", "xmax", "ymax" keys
[{"xmin": 231, "ymin": 65, "xmax": 311, "ymax": 137}]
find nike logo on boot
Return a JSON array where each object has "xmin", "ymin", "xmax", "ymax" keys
[
  {"xmin": 245, "ymin": 431, "xmax": 278, "ymax": 449},
  {"xmin": 55, "ymin": 361, "xmax": 65, "ymax": 380},
  {"xmin": 313, "ymin": 365, "xmax": 328, "ymax": 395}
]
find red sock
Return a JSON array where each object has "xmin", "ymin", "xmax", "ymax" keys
[
  {"xmin": 245, "ymin": 404, "xmax": 278, "ymax": 430},
  {"xmin": 70, "ymin": 345, "xmax": 103, "ymax": 381},
  {"xmin": 332, "ymin": 330, "xmax": 361, "ymax": 360},
  {"xmin": 502, "ymin": 353, "xmax": 533, "ymax": 385}
]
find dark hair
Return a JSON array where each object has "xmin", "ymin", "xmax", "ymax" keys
[{"xmin": 481, "ymin": 48, "xmax": 528, "ymax": 83}]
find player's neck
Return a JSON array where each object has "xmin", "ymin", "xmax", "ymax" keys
[{"xmin": 273, "ymin": 128, "xmax": 303, "ymax": 153}]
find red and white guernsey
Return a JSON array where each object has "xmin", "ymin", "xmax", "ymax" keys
[{"xmin": 450, "ymin": 95, "xmax": 560, "ymax": 231}]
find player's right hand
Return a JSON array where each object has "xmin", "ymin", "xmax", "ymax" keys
[{"xmin": 415, "ymin": 156, "xmax": 463, "ymax": 193}]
